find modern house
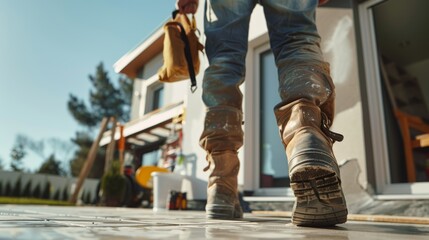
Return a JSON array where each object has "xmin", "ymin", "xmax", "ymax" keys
[{"xmin": 100, "ymin": 0, "xmax": 429, "ymax": 211}]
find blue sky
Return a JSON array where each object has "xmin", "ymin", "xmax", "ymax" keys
[{"xmin": 0, "ymin": 0, "xmax": 173, "ymax": 172}]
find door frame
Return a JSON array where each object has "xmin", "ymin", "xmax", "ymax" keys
[{"xmin": 359, "ymin": 0, "xmax": 429, "ymax": 195}]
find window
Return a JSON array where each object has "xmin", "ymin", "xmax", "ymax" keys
[
  {"xmin": 259, "ymin": 50, "xmax": 289, "ymax": 188},
  {"xmin": 152, "ymin": 87, "xmax": 164, "ymax": 111}
]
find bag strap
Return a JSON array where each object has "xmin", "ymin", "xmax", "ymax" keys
[{"xmin": 173, "ymin": 10, "xmax": 198, "ymax": 93}]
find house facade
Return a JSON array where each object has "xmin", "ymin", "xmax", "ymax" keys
[{"xmin": 102, "ymin": 0, "xmax": 429, "ymax": 204}]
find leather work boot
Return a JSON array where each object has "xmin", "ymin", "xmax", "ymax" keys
[
  {"xmin": 274, "ymin": 99, "xmax": 348, "ymax": 227},
  {"xmin": 204, "ymin": 151, "xmax": 243, "ymax": 219},
  {"xmin": 200, "ymin": 107, "xmax": 244, "ymax": 219}
]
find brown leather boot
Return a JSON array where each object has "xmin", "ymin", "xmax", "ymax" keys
[
  {"xmin": 200, "ymin": 107, "xmax": 244, "ymax": 219},
  {"xmin": 275, "ymin": 99, "xmax": 347, "ymax": 226},
  {"xmin": 204, "ymin": 151, "xmax": 243, "ymax": 219}
]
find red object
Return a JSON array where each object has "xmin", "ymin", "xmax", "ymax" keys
[
  {"xmin": 319, "ymin": 0, "xmax": 330, "ymax": 6},
  {"xmin": 118, "ymin": 125, "xmax": 125, "ymax": 151},
  {"xmin": 124, "ymin": 166, "xmax": 133, "ymax": 176}
]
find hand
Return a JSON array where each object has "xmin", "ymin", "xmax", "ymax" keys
[{"xmin": 176, "ymin": 0, "xmax": 199, "ymax": 14}]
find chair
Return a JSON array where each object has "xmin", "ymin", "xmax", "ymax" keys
[{"xmin": 379, "ymin": 55, "xmax": 429, "ymax": 182}]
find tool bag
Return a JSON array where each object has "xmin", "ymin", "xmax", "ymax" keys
[{"xmin": 158, "ymin": 10, "xmax": 204, "ymax": 93}]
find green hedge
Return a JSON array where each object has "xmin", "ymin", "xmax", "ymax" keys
[{"xmin": 0, "ymin": 197, "xmax": 73, "ymax": 206}]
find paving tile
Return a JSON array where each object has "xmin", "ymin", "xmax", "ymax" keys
[{"xmin": 0, "ymin": 205, "xmax": 428, "ymax": 240}]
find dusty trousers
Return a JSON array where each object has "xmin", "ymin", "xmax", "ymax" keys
[{"xmin": 199, "ymin": 0, "xmax": 348, "ymax": 223}]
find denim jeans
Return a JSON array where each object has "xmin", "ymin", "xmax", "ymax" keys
[{"xmin": 200, "ymin": 0, "xmax": 335, "ymax": 153}]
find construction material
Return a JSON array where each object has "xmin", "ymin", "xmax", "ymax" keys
[{"xmin": 252, "ymin": 211, "xmax": 429, "ymax": 225}]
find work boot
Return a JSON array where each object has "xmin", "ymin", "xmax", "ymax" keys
[
  {"xmin": 199, "ymin": 107, "xmax": 244, "ymax": 219},
  {"xmin": 204, "ymin": 151, "xmax": 243, "ymax": 219},
  {"xmin": 274, "ymin": 99, "xmax": 348, "ymax": 227}
]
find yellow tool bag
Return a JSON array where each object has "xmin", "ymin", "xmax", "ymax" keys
[{"xmin": 158, "ymin": 10, "xmax": 204, "ymax": 93}]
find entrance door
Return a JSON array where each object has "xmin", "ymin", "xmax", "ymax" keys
[{"xmin": 360, "ymin": 0, "xmax": 429, "ymax": 193}]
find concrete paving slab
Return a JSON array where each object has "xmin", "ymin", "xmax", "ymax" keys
[{"xmin": 0, "ymin": 205, "xmax": 428, "ymax": 240}]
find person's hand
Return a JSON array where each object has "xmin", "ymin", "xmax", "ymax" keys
[{"xmin": 176, "ymin": 0, "xmax": 199, "ymax": 14}]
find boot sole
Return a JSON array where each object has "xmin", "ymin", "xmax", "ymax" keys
[
  {"xmin": 206, "ymin": 204, "xmax": 243, "ymax": 220},
  {"xmin": 290, "ymin": 165, "xmax": 348, "ymax": 227}
]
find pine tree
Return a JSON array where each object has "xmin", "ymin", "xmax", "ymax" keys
[
  {"xmin": 67, "ymin": 62, "xmax": 132, "ymax": 178},
  {"xmin": 42, "ymin": 181, "xmax": 51, "ymax": 199},
  {"xmin": 62, "ymin": 186, "xmax": 69, "ymax": 201},
  {"xmin": 80, "ymin": 190, "xmax": 87, "ymax": 203},
  {"xmin": 12, "ymin": 178, "xmax": 22, "ymax": 197},
  {"xmin": 37, "ymin": 154, "xmax": 66, "ymax": 176},
  {"xmin": 22, "ymin": 181, "xmax": 32, "ymax": 198},
  {"xmin": 10, "ymin": 143, "xmax": 26, "ymax": 172},
  {"xmin": 53, "ymin": 189, "xmax": 61, "ymax": 200},
  {"xmin": 68, "ymin": 62, "xmax": 130, "ymax": 127},
  {"xmin": 0, "ymin": 157, "xmax": 4, "ymax": 170},
  {"xmin": 0, "ymin": 181, "xmax": 3, "ymax": 196},
  {"xmin": 32, "ymin": 183, "xmax": 41, "ymax": 199},
  {"xmin": 69, "ymin": 132, "xmax": 105, "ymax": 178},
  {"xmin": 5, "ymin": 182, "xmax": 12, "ymax": 196}
]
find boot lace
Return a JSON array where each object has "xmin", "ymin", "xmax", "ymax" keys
[{"xmin": 321, "ymin": 113, "xmax": 344, "ymax": 143}]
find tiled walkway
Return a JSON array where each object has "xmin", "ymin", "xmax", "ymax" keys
[{"xmin": 0, "ymin": 205, "xmax": 428, "ymax": 240}]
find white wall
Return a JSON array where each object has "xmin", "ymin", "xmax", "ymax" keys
[
  {"xmin": 317, "ymin": 8, "xmax": 367, "ymax": 188},
  {"xmin": 130, "ymin": 79, "xmax": 143, "ymax": 120}
]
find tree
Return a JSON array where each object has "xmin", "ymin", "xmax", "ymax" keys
[
  {"xmin": 62, "ymin": 186, "xmax": 69, "ymax": 201},
  {"xmin": 15, "ymin": 135, "xmax": 73, "ymax": 176},
  {"xmin": 67, "ymin": 62, "xmax": 132, "ymax": 178},
  {"xmin": 42, "ymin": 181, "xmax": 51, "ymax": 199},
  {"xmin": 22, "ymin": 181, "xmax": 32, "ymax": 198},
  {"xmin": 53, "ymin": 189, "xmax": 61, "ymax": 201},
  {"xmin": 68, "ymin": 62, "xmax": 131, "ymax": 127},
  {"xmin": 5, "ymin": 182, "xmax": 12, "ymax": 197},
  {"xmin": 10, "ymin": 136, "xmax": 26, "ymax": 172},
  {"xmin": 32, "ymin": 183, "xmax": 41, "ymax": 199},
  {"xmin": 12, "ymin": 177, "xmax": 22, "ymax": 197},
  {"xmin": 69, "ymin": 132, "xmax": 105, "ymax": 178},
  {"xmin": 37, "ymin": 154, "xmax": 66, "ymax": 176},
  {"xmin": 0, "ymin": 157, "xmax": 4, "ymax": 170}
]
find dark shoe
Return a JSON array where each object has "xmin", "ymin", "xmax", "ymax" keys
[{"xmin": 289, "ymin": 148, "xmax": 347, "ymax": 226}]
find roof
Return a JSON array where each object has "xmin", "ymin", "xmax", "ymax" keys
[{"xmin": 113, "ymin": 25, "xmax": 165, "ymax": 79}]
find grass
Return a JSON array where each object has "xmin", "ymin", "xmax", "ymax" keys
[{"xmin": 0, "ymin": 197, "xmax": 74, "ymax": 206}]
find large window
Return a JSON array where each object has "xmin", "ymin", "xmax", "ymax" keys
[{"xmin": 373, "ymin": 0, "xmax": 429, "ymax": 183}]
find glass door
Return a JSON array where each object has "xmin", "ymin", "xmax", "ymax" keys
[{"xmin": 258, "ymin": 49, "xmax": 289, "ymax": 189}]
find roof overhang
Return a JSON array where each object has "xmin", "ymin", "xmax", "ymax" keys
[
  {"xmin": 113, "ymin": 27, "xmax": 165, "ymax": 79},
  {"xmin": 99, "ymin": 102, "xmax": 184, "ymax": 149}
]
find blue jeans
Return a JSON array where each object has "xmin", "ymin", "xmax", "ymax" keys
[{"xmin": 200, "ymin": 0, "xmax": 335, "ymax": 153}]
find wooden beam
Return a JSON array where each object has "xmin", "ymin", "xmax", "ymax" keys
[
  {"xmin": 104, "ymin": 117, "xmax": 117, "ymax": 174},
  {"xmin": 252, "ymin": 211, "xmax": 429, "ymax": 225},
  {"xmin": 70, "ymin": 117, "xmax": 109, "ymax": 204}
]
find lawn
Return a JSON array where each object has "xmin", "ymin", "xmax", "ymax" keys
[{"xmin": 0, "ymin": 197, "xmax": 73, "ymax": 206}]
